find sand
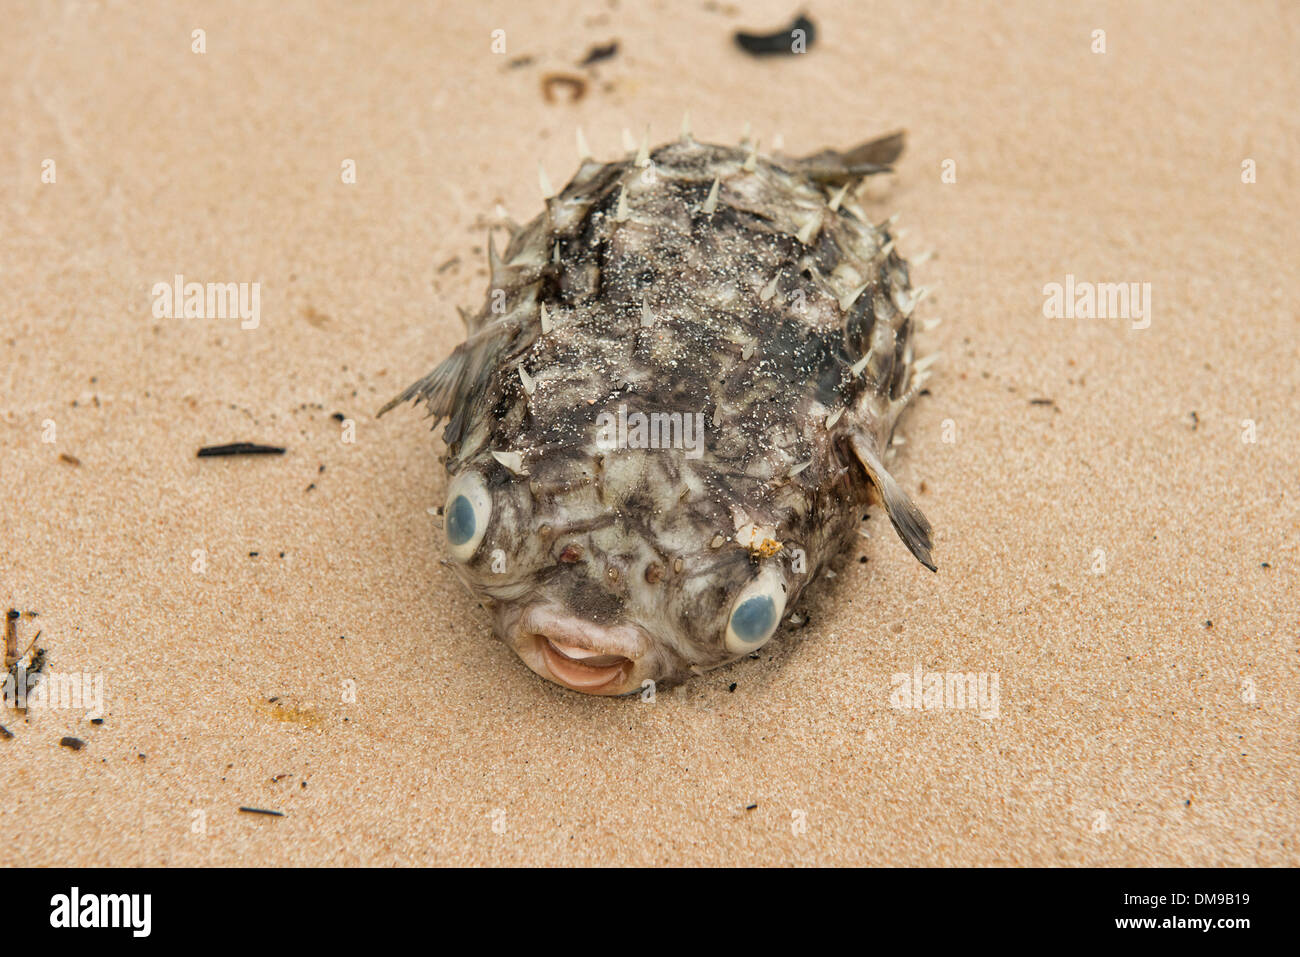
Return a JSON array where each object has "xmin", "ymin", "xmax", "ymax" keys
[{"xmin": 1, "ymin": 0, "xmax": 1296, "ymax": 866}]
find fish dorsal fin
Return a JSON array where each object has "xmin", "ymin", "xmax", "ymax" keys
[{"xmin": 847, "ymin": 430, "xmax": 936, "ymax": 572}]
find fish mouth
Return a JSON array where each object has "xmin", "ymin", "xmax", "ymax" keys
[
  {"xmin": 512, "ymin": 606, "xmax": 647, "ymax": 695},
  {"xmin": 537, "ymin": 637, "xmax": 632, "ymax": 691}
]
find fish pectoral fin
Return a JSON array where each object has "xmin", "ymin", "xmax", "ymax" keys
[
  {"xmin": 377, "ymin": 320, "xmax": 515, "ymax": 444},
  {"xmin": 377, "ymin": 347, "xmax": 465, "ymax": 420},
  {"xmin": 848, "ymin": 431, "xmax": 936, "ymax": 572}
]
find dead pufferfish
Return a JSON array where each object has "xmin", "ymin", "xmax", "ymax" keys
[{"xmin": 379, "ymin": 125, "xmax": 937, "ymax": 696}]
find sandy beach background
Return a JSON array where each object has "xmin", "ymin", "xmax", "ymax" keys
[{"xmin": 1, "ymin": 0, "xmax": 1296, "ymax": 866}]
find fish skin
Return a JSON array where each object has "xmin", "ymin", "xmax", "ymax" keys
[{"xmin": 381, "ymin": 130, "xmax": 934, "ymax": 694}]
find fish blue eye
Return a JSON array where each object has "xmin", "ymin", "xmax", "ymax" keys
[
  {"xmin": 730, "ymin": 595, "xmax": 775, "ymax": 643},
  {"xmin": 446, "ymin": 494, "xmax": 476, "ymax": 546},
  {"xmin": 443, "ymin": 471, "xmax": 492, "ymax": 562}
]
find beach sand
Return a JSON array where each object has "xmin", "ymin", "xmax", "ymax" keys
[{"xmin": 1, "ymin": 0, "xmax": 1296, "ymax": 865}]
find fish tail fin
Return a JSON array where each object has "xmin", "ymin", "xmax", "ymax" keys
[{"xmin": 793, "ymin": 131, "xmax": 906, "ymax": 186}]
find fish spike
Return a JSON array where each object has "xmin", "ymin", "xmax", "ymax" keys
[
  {"xmin": 640, "ymin": 297, "xmax": 653, "ymax": 328},
  {"xmin": 539, "ymin": 302, "xmax": 553, "ymax": 333},
  {"xmin": 913, "ymin": 351, "xmax": 943, "ymax": 374},
  {"xmin": 740, "ymin": 120, "xmax": 753, "ymax": 145},
  {"xmin": 518, "ymin": 365, "xmax": 537, "ymax": 396},
  {"xmin": 743, "ymin": 140, "xmax": 760, "ymax": 172},
  {"xmin": 680, "ymin": 110, "xmax": 692, "ymax": 140},
  {"xmin": 795, "ymin": 213, "xmax": 821, "ymax": 246},
  {"xmin": 538, "ymin": 163, "xmax": 554, "ymax": 198},
  {"xmin": 828, "ymin": 183, "xmax": 850, "ymax": 212},
  {"xmin": 457, "ymin": 305, "xmax": 475, "ymax": 331},
  {"xmin": 700, "ymin": 177, "xmax": 721, "ymax": 215},
  {"xmin": 892, "ymin": 382, "xmax": 923, "ymax": 415},
  {"xmin": 575, "ymin": 126, "xmax": 592, "ymax": 161},
  {"xmin": 825, "ymin": 406, "xmax": 845, "ymax": 428},
  {"xmin": 635, "ymin": 127, "xmax": 651, "ymax": 167},
  {"xmin": 615, "ymin": 186, "xmax": 630, "ymax": 222},
  {"xmin": 491, "ymin": 450, "xmax": 528, "ymax": 475},
  {"xmin": 838, "ymin": 282, "xmax": 870, "ymax": 312},
  {"xmin": 487, "ymin": 233, "xmax": 507, "ymax": 283}
]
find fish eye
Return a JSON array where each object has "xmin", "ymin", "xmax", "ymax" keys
[
  {"xmin": 724, "ymin": 569, "xmax": 787, "ymax": 655},
  {"xmin": 444, "ymin": 471, "xmax": 491, "ymax": 562}
]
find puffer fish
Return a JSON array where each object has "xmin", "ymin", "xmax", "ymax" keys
[{"xmin": 380, "ymin": 123, "xmax": 937, "ymax": 696}]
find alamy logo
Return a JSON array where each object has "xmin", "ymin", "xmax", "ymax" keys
[
  {"xmin": 151, "ymin": 274, "xmax": 260, "ymax": 329},
  {"xmin": 2, "ymin": 667, "xmax": 103, "ymax": 716},
  {"xmin": 595, "ymin": 404, "xmax": 706, "ymax": 460},
  {"xmin": 889, "ymin": 664, "xmax": 1000, "ymax": 720},
  {"xmin": 49, "ymin": 887, "xmax": 151, "ymax": 937},
  {"xmin": 1042, "ymin": 273, "xmax": 1151, "ymax": 329}
]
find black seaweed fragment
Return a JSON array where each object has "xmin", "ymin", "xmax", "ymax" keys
[
  {"xmin": 734, "ymin": 13, "xmax": 816, "ymax": 57},
  {"xmin": 578, "ymin": 41, "xmax": 619, "ymax": 67},
  {"xmin": 197, "ymin": 442, "xmax": 286, "ymax": 457}
]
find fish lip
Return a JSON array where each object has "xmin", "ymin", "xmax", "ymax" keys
[
  {"xmin": 512, "ymin": 604, "xmax": 650, "ymax": 695},
  {"xmin": 518, "ymin": 605, "xmax": 649, "ymax": 660},
  {"xmin": 539, "ymin": 637, "xmax": 629, "ymax": 669},
  {"xmin": 535, "ymin": 636, "xmax": 632, "ymax": 692}
]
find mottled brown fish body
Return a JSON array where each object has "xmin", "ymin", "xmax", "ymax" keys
[{"xmin": 383, "ymin": 129, "xmax": 935, "ymax": 694}]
